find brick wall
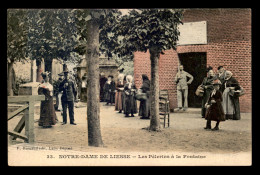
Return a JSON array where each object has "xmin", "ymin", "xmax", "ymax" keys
[{"xmin": 134, "ymin": 8, "xmax": 251, "ymax": 113}]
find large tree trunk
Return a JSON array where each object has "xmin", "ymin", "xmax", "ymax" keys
[
  {"xmin": 86, "ymin": 17, "xmax": 103, "ymax": 147},
  {"xmin": 7, "ymin": 61, "xmax": 14, "ymax": 96},
  {"xmin": 149, "ymin": 46, "xmax": 161, "ymax": 131}
]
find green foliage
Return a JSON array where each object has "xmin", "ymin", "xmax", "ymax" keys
[
  {"xmin": 119, "ymin": 61, "xmax": 134, "ymax": 77},
  {"xmin": 27, "ymin": 9, "xmax": 78, "ymax": 63},
  {"xmin": 7, "ymin": 9, "xmax": 29, "ymax": 63},
  {"xmin": 114, "ymin": 53, "xmax": 134, "ymax": 67},
  {"xmin": 73, "ymin": 9, "xmax": 122, "ymax": 59},
  {"xmin": 110, "ymin": 9, "xmax": 184, "ymax": 57},
  {"xmin": 9, "ymin": 9, "xmax": 181, "ymax": 69},
  {"xmin": 8, "ymin": 9, "xmax": 125, "ymax": 65}
]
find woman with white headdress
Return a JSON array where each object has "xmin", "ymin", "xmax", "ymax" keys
[
  {"xmin": 221, "ymin": 70, "xmax": 241, "ymax": 120},
  {"xmin": 124, "ymin": 75, "xmax": 137, "ymax": 117}
]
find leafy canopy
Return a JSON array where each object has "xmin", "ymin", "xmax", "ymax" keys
[
  {"xmin": 7, "ymin": 9, "xmax": 29, "ymax": 63},
  {"xmin": 73, "ymin": 9, "xmax": 122, "ymax": 59},
  {"xmin": 8, "ymin": 9, "xmax": 124, "ymax": 66},
  {"xmin": 27, "ymin": 9, "xmax": 79, "ymax": 63},
  {"xmin": 111, "ymin": 9, "xmax": 184, "ymax": 57}
]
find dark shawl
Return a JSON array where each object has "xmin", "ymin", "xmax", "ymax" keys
[
  {"xmin": 124, "ymin": 83, "xmax": 137, "ymax": 114},
  {"xmin": 205, "ymin": 90, "xmax": 225, "ymax": 121}
]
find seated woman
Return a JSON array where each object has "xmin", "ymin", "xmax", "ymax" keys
[
  {"xmin": 204, "ymin": 79, "xmax": 225, "ymax": 131},
  {"xmin": 221, "ymin": 71, "xmax": 241, "ymax": 120},
  {"xmin": 38, "ymin": 72, "xmax": 57, "ymax": 128},
  {"xmin": 124, "ymin": 75, "xmax": 137, "ymax": 117}
]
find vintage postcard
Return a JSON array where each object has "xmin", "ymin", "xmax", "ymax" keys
[{"xmin": 7, "ymin": 8, "xmax": 252, "ymax": 166}]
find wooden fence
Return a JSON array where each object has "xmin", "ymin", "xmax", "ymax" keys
[{"xmin": 8, "ymin": 95, "xmax": 45, "ymax": 143}]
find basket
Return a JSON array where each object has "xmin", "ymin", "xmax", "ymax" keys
[
  {"xmin": 195, "ymin": 85, "xmax": 204, "ymax": 97},
  {"xmin": 135, "ymin": 89, "xmax": 147, "ymax": 100}
]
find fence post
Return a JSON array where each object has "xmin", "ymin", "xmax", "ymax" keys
[{"xmin": 25, "ymin": 98, "xmax": 35, "ymax": 143}]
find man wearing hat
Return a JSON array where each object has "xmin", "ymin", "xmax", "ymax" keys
[{"xmin": 59, "ymin": 68, "xmax": 77, "ymax": 125}]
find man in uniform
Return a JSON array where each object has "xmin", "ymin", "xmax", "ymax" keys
[
  {"xmin": 175, "ymin": 65, "xmax": 194, "ymax": 111},
  {"xmin": 59, "ymin": 68, "xmax": 77, "ymax": 125}
]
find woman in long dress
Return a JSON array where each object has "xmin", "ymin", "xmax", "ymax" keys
[
  {"xmin": 138, "ymin": 74, "xmax": 150, "ymax": 119},
  {"xmin": 204, "ymin": 79, "xmax": 225, "ymax": 130},
  {"xmin": 115, "ymin": 73, "xmax": 125, "ymax": 113},
  {"xmin": 201, "ymin": 67, "xmax": 216, "ymax": 118},
  {"xmin": 221, "ymin": 71, "xmax": 241, "ymax": 120},
  {"xmin": 38, "ymin": 72, "xmax": 57, "ymax": 128},
  {"xmin": 103, "ymin": 75, "xmax": 116, "ymax": 105},
  {"xmin": 124, "ymin": 75, "xmax": 137, "ymax": 117},
  {"xmin": 99, "ymin": 72, "xmax": 107, "ymax": 102}
]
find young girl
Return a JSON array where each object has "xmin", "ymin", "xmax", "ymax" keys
[{"xmin": 204, "ymin": 79, "xmax": 225, "ymax": 131}]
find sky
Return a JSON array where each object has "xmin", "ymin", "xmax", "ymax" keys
[{"xmin": 119, "ymin": 9, "xmax": 131, "ymax": 15}]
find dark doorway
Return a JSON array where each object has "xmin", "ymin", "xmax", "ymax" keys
[{"xmin": 178, "ymin": 52, "xmax": 207, "ymax": 108}]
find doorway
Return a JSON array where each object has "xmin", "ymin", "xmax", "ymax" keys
[{"xmin": 178, "ymin": 52, "xmax": 207, "ymax": 108}]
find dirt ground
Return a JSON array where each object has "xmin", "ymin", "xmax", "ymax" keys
[{"xmin": 8, "ymin": 101, "xmax": 252, "ymax": 154}]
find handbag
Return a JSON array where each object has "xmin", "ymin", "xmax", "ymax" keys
[
  {"xmin": 229, "ymin": 86, "xmax": 245, "ymax": 97},
  {"xmin": 135, "ymin": 89, "xmax": 147, "ymax": 100},
  {"xmin": 195, "ymin": 85, "xmax": 204, "ymax": 97},
  {"xmin": 238, "ymin": 86, "xmax": 245, "ymax": 97}
]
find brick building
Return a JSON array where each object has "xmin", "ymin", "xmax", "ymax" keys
[{"xmin": 134, "ymin": 8, "xmax": 251, "ymax": 113}]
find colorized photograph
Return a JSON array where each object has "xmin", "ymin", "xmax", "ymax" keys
[{"xmin": 7, "ymin": 8, "xmax": 252, "ymax": 166}]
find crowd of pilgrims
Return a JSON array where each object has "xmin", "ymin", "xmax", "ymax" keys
[
  {"xmin": 36, "ymin": 65, "xmax": 244, "ymax": 131},
  {"xmin": 36, "ymin": 67, "xmax": 152, "ymax": 129},
  {"xmin": 100, "ymin": 65, "xmax": 244, "ymax": 130},
  {"xmin": 200, "ymin": 66, "xmax": 244, "ymax": 130},
  {"xmin": 100, "ymin": 68, "xmax": 150, "ymax": 119}
]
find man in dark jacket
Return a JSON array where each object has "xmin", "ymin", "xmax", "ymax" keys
[
  {"xmin": 100, "ymin": 72, "xmax": 108, "ymax": 102},
  {"xmin": 59, "ymin": 69, "xmax": 77, "ymax": 125}
]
